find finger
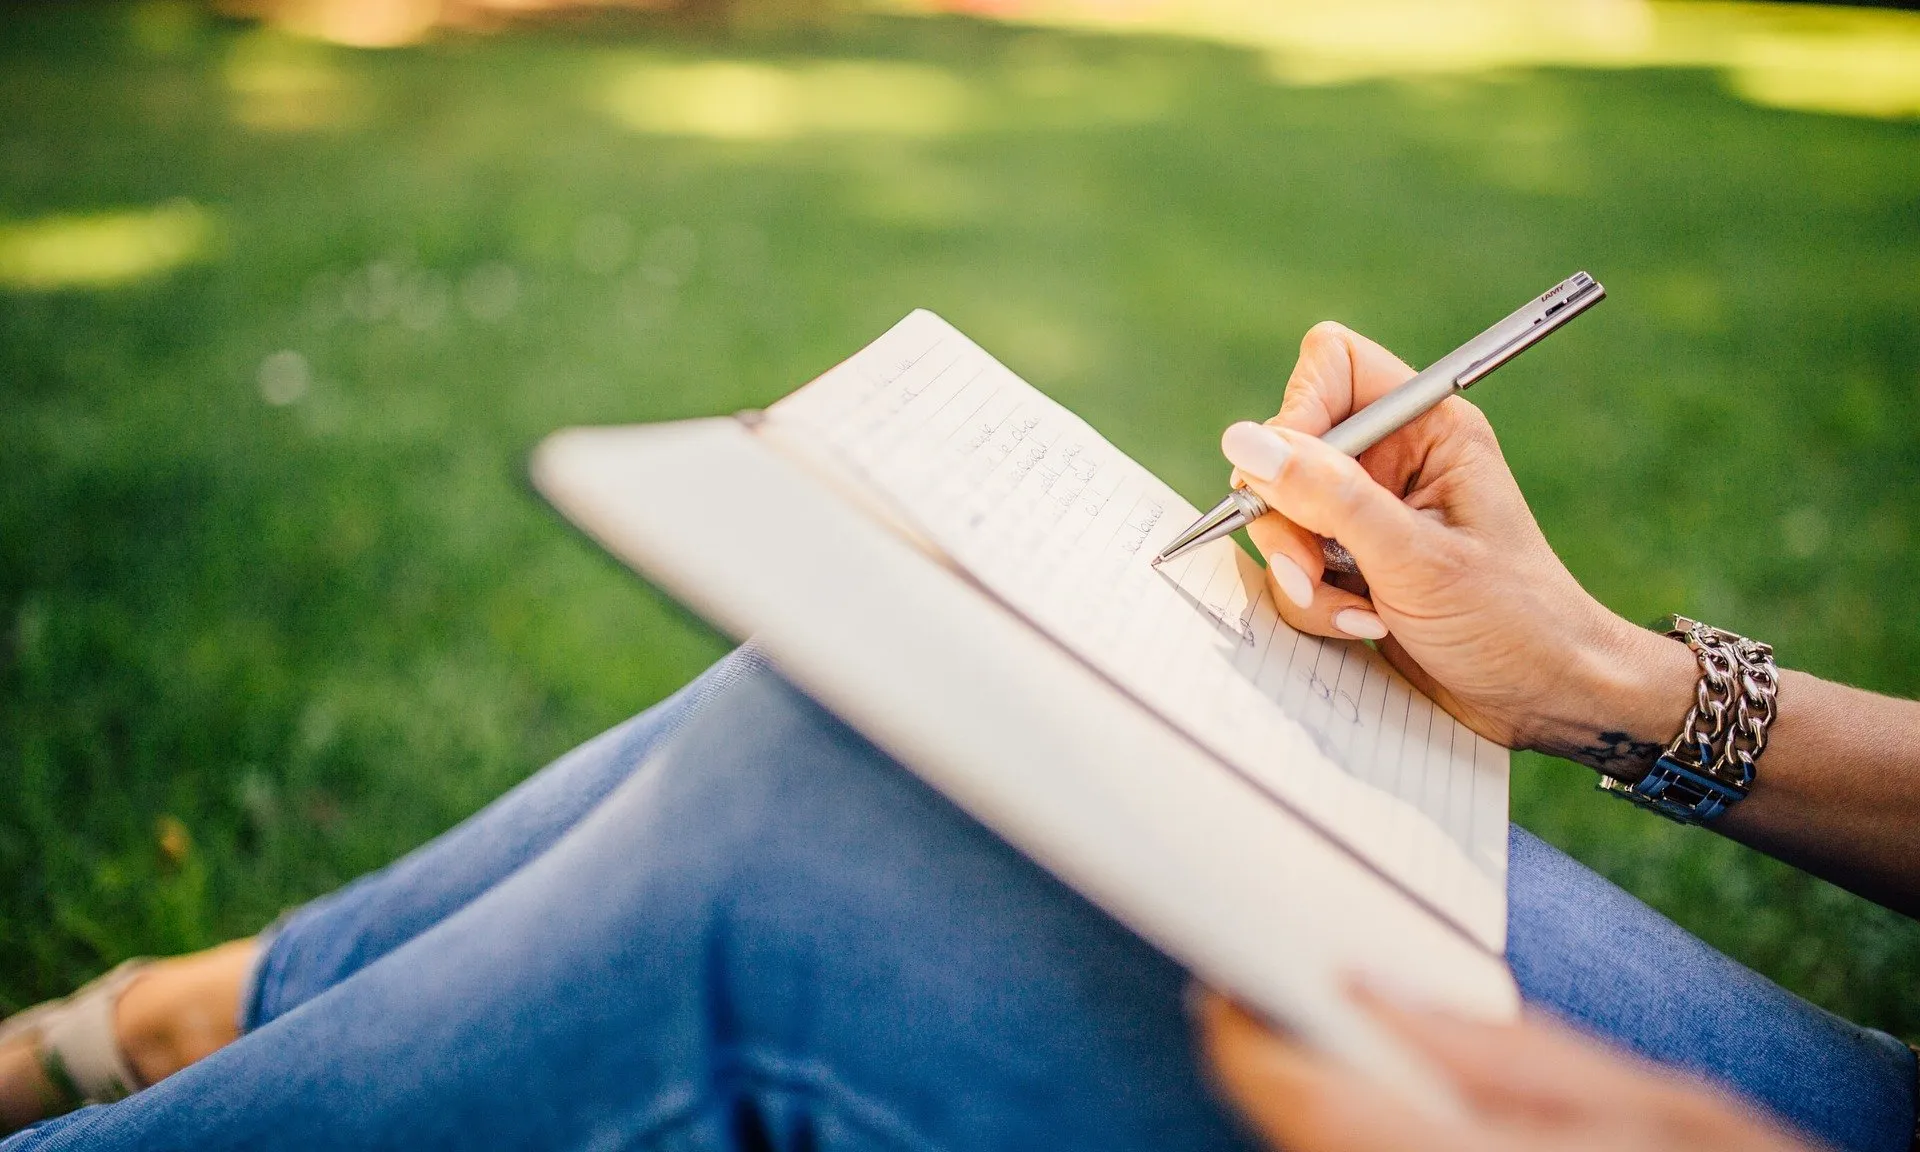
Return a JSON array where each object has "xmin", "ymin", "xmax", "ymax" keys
[
  {"xmin": 1195, "ymin": 993, "xmax": 1487, "ymax": 1152},
  {"xmin": 1359, "ymin": 993, "xmax": 1816, "ymax": 1148},
  {"xmin": 1231, "ymin": 462, "xmax": 1334, "ymax": 608},
  {"xmin": 1270, "ymin": 322, "xmax": 1419, "ymax": 437},
  {"xmin": 1221, "ymin": 422, "xmax": 1443, "ymax": 586},
  {"xmin": 1349, "ymin": 984, "xmax": 1665, "ymax": 1118},
  {"xmin": 1244, "ymin": 511, "xmax": 1387, "ymax": 640},
  {"xmin": 1240, "ymin": 495, "xmax": 1323, "ymax": 598}
]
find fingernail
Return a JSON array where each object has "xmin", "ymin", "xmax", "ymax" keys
[
  {"xmin": 1220, "ymin": 421, "xmax": 1291, "ymax": 482},
  {"xmin": 1267, "ymin": 553, "xmax": 1314, "ymax": 608},
  {"xmin": 1334, "ymin": 609, "xmax": 1388, "ymax": 640}
]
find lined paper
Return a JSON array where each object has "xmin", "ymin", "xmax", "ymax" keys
[{"xmin": 767, "ymin": 310, "xmax": 1508, "ymax": 949}]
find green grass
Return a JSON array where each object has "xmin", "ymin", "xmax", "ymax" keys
[{"xmin": 2, "ymin": 2, "xmax": 1917, "ymax": 1040}]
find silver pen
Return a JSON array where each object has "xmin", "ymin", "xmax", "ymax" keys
[{"xmin": 1151, "ymin": 271, "xmax": 1606, "ymax": 570}]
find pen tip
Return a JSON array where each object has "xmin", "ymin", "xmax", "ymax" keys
[{"xmin": 1149, "ymin": 555, "xmax": 1164, "ymax": 568}]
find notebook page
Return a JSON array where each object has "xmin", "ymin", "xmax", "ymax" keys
[{"xmin": 767, "ymin": 310, "xmax": 1509, "ymax": 949}]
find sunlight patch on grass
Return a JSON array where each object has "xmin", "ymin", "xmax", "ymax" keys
[
  {"xmin": 0, "ymin": 202, "xmax": 217, "ymax": 291},
  {"xmin": 603, "ymin": 58, "xmax": 972, "ymax": 140},
  {"xmin": 597, "ymin": 46, "xmax": 1181, "ymax": 141},
  {"xmin": 1723, "ymin": 26, "xmax": 1920, "ymax": 120},
  {"xmin": 881, "ymin": 0, "xmax": 1920, "ymax": 121},
  {"xmin": 225, "ymin": 28, "xmax": 363, "ymax": 131},
  {"xmin": 224, "ymin": 0, "xmax": 441, "ymax": 49}
]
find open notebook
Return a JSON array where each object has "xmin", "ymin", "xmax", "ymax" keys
[{"xmin": 533, "ymin": 310, "xmax": 1516, "ymax": 1105}]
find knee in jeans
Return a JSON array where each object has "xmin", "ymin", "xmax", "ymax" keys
[{"xmin": 624, "ymin": 669, "xmax": 1100, "ymax": 1026}]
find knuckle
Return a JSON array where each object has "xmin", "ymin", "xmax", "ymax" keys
[
  {"xmin": 1301, "ymin": 319, "xmax": 1350, "ymax": 352},
  {"xmin": 1274, "ymin": 385, "xmax": 1321, "ymax": 426},
  {"xmin": 1435, "ymin": 396, "xmax": 1495, "ymax": 442}
]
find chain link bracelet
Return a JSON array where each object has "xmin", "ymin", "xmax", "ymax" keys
[{"xmin": 1599, "ymin": 615, "xmax": 1779, "ymax": 824}]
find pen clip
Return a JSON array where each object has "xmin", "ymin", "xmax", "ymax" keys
[{"xmin": 1452, "ymin": 274, "xmax": 1604, "ymax": 389}]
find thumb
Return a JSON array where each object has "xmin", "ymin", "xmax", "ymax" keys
[{"xmin": 1221, "ymin": 421, "xmax": 1438, "ymax": 581}]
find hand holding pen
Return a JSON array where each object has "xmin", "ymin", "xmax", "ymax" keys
[
  {"xmin": 1146, "ymin": 285, "xmax": 1698, "ymax": 761},
  {"xmin": 1154, "ymin": 272, "xmax": 1604, "ymax": 573}
]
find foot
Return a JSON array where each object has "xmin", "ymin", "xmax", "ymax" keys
[
  {"xmin": 0, "ymin": 1035, "xmax": 60, "ymax": 1133},
  {"xmin": 113, "ymin": 939, "xmax": 257, "ymax": 1087},
  {"xmin": 0, "ymin": 939, "xmax": 257, "ymax": 1134}
]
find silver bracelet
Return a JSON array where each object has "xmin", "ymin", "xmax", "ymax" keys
[{"xmin": 1598, "ymin": 615, "xmax": 1779, "ymax": 824}]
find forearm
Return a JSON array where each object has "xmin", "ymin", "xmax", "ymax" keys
[
  {"xmin": 1535, "ymin": 624, "xmax": 1920, "ymax": 916},
  {"xmin": 1717, "ymin": 670, "xmax": 1920, "ymax": 915}
]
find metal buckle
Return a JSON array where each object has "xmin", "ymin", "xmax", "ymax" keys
[{"xmin": 1598, "ymin": 748, "xmax": 1745, "ymax": 824}]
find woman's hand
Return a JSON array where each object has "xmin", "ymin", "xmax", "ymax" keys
[
  {"xmin": 1195, "ymin": 987, "xmax": 1816, "ymax": 1152},
  {"xmin": 1220, "ymin": 322, "xmax": 1694, "ymax": 771}
]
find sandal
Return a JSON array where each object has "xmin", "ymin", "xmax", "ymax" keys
[{"xmin": 0, "ymin": 959, "xmax": 152, "ymax": 1117}]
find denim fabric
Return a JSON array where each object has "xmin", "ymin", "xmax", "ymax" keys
[
  {"xmin": 244, "ymin": 644, "xmax": 773, "ymax": 1030},
  {"xmin": 7, "ymin": 659, "xmax": 1913, "ymax": 1151},
  {"xmin": 1509, "ymin": 832, "xmax": 1917, "ymax": 1150}
]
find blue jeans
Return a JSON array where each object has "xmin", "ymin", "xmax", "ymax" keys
[{"xmin": 8, "ymin": 651, "xmax": 1914, "ymax": 1151}]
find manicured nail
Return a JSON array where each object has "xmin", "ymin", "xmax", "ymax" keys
[
  {"xmin": 1220, "ymin": 421, "xmax": 1291, "ymax": 482},
  {"xmin": 1267, "ymin": 553, "xmax": 1314, "ymax": 609},
  {"xmin": 1334, "ymin": 609, "xmax": 1388, "ymax": 640}
]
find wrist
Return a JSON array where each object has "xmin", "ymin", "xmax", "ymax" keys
[{"xmin": 1526, "ymin": 611, "xmax": 1698, "ymax": 780}]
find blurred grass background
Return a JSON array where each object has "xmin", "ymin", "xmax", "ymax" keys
[{"xmin": 2, "ymin": 0, "xmax": 1917, "ymax": 1039}]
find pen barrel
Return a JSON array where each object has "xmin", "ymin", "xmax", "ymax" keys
[
  {"xmin": 1157, "ymin": 273, "xmax": 1601, "ymax": 569},
  {"xmin": 1319, "ymin": 368, "xmax": 1462, "ymax": 457},
  {"xmin": 1317, "ymin": 271, "xmax": 1602, "ymax": 458}
]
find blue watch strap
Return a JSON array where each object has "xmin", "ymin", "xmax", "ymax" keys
[{"xmin": 1598, "ymin": 748, "xmax": 1751, "ymax": 824}]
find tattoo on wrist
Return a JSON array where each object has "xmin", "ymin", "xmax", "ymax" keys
[{"xmin": 1545, "ymin": 730, "xmax": 1664, "ymax": 779}]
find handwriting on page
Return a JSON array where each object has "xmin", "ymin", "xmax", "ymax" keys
[{"xmin": 769, "ymin": 311, "xmax": 1508, "ymax": 943}]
